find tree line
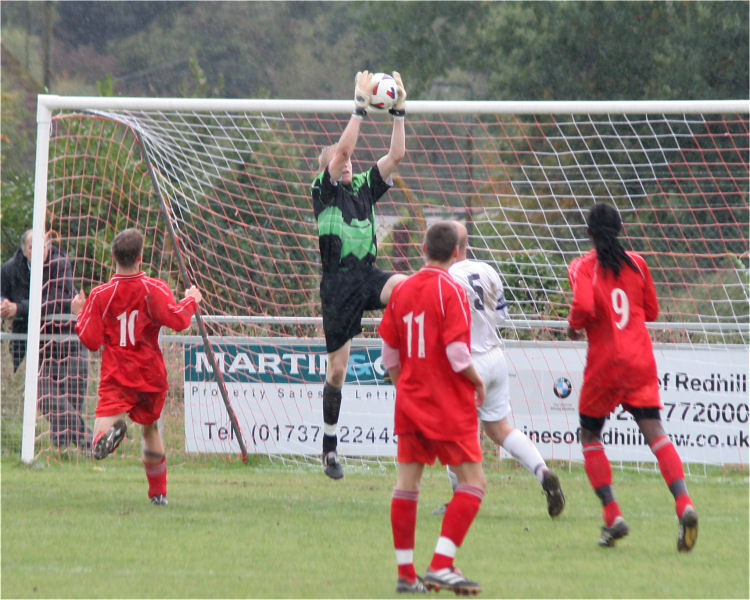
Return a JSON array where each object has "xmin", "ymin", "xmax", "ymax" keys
[{"xmin": 2, "ymin": 0, "xmax": 748, "ymax": 261}]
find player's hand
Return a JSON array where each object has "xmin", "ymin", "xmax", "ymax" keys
[
  {"xmin": 474, "ymin": 379, "xmax": 486, "ymax": 407},
  {"xmin": 391, "ymin": 71, "xmax": 407, "ymax": 114},
  {"xmin": 185, "ymin": 285, "xmax": 203, "ymax": 304},
  {"xmin": 567, "ymin": 326, "xmax": 584, "ymax": 341},
  {"xmin": 354, "ymin": 70, "xmax": 372, "ymax": 114},
  {"xmin": 71, "ymin": 290, "xmax": 86, "ymax": 316},
  {"xmin": 0, "ymin": 298, "xmax": 18, "ymax": 319}
]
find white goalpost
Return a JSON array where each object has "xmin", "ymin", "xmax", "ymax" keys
[{"xmin": 19, "ymin": 95, "xmax": 748, "ymax": 470}]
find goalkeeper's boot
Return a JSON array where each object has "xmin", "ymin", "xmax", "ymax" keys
[
  {"xmin": 541, "ymin": 469, "xmax": 565, "ymax": 518},
  {"xmin": 598, "ymin": 516, "xmax": 629, "ymax": 547},
  {"xmin": 322, "ymin": 450, "xmax": 343, "ymax": 480},
  {"xmin": 150, "ymin": 494, "xmax": 168, "ymax": 506},
  {"xmin": 396, "ymin": 575, "xmax": 428, "ymax": 594},
  {"xmin": 677, "ymin": 505, "xmax": 698, "ymax": 552},
  {"xmin": 93, "ymin": 419, "xmax": 128, "ymax": 460},
  {"xmin": 424, "ymin": 566, "xmax": 481, "ymax": 595}
]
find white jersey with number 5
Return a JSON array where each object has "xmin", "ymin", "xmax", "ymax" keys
[{"xmin": 449, "ymin": 259, "xmax": 509, "ymax": 354}]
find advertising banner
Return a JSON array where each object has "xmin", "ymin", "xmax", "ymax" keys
[
  {"xmin": 184, "ymin": 343, "xmax": 397, "ymax": 456},
  {"xmin": 503, "ymin": 345, "xmax": 748, "ymax": 465},
  {"xmin": 184, "ymin": 342, "xmax": 748, "ymax": 465}
]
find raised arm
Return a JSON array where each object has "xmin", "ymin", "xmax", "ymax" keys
[
  {"xmin": 327, "ymin": 116, "xmax": 362, "ymax": 182},
  {"xmin": 376, "ymin": 115, "xmax": 405, "ymax": 181},
  {"xmin": 376, "ymin": 71, "xmax": 407, "ymax": 180},
  {"xmin": 328, "ymin": 71, "xmax": 373, "ymax": 182}
]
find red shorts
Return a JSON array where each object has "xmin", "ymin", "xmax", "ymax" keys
[
  {"xmin": 579, "ymin": 379, "xmax": 662, "ymax": 419},
  {"xmin": 96, "ymin": 381, "xmax": 166, "ymax": 425},
  {"xmin": 397, "ymin": 431, "xmax": 482, "ymax": 466}
]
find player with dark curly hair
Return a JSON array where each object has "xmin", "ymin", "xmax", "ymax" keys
[{"xmin": 567, "ymin": 202, "xmax": 698, "ymax": 551}]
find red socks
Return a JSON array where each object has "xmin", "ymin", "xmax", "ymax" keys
[
  {"xmin": 391, "ymin": 488, "xmax": 418, "ymax": 581},
  {"xmin": 429, "ymin": 484, "xmax": 484, "ymax": 571},
  {"xmin": 650, "ymin": 435, "xmax": 693, "ymax": 516},
  {"xmin": 584, "ymin": 436, "xmax": 695, "ymax": 524},
  {"xmin": 583, "ymin": 442, "xmax": 612, "ymax": 489},
  {"xmin": 583, "ymin": 442, "xmax": 622, "ymax": 526},
  {"xmin": 144, "ymin": 456, "xmax": 167, "ymax": 498}
]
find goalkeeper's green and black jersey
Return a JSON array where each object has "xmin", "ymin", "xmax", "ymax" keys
[{"xmin": 311, "ymin": 164, "xmax": 391, "ymax": 273}]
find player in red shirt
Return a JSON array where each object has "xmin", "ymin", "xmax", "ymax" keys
[
  {"xmin": 567, "ymin": 203, "xmax": 697, "ymax": 551},
  {"xmin": 72, "ymin": 228, "xmax": 202, "ymax": 506},
  {"xmin": 379, "ymin": 221, "xmax": 486, "ymax": 595}
]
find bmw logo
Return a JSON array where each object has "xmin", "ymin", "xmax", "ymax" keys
[{"xmin": 553, "ymin": 377, "xmax": 572, "ymax": 399}]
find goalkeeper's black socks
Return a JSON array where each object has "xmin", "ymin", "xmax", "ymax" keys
[
  {"xmin": 323, "ymin": 434, "xmax": 337, "ymax": 454},
  {"xmin": 322, "ymin": 382, "xmax": 342, "ymax": 453}
]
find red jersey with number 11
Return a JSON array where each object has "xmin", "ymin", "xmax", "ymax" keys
[
  {"xmin": 75, "ymin": 272, "xmax": 198, "ymax": 392},
  {"xmin": 379, "ymin": 266, "xmax": 477, "ymax": 440}
]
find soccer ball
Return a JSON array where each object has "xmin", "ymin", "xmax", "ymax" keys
[{"xmin": 367, "ymin": 72, "xmax": 398, "ymax": 113}]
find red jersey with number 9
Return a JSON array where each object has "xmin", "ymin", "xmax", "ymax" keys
[
  {"xmin": 567, "ymin": 249, "xmax": 659, "ymax": 391},
  {"xmin": 378, "ymin": 266, "xmax": 477, "ymax": 440},
  {"xmin": 75, "ymin": 272, "xmax": 198, "ymax": 392}
]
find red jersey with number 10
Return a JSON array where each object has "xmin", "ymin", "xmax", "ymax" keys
[
  {"xmin": 378, "ymin": 266, "xmax": 477, "ymax": 440},
  {"xmin": 567, "ymin": 249, "xmax": 659, "ymax": 390},
  {"xmin": 75, "ymin": 272, "xmax": 198, "ymax": 392}
]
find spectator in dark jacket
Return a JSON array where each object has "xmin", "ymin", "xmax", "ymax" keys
[{"xmin": 1, "ymin": 230, "xmax": 91, "ymax": 449}]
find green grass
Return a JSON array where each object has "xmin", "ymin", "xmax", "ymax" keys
[{"xmin": 1, "ymin": 457, "xmax": 748, "ymax": 599}]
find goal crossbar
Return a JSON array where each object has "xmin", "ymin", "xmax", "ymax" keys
[{"xmin": 37, "ymin": 94, "xmax": 749, "ymax": 114}]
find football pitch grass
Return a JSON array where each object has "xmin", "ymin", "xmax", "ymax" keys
[{"xmin": 1, "ymin": 456, "xmax": 747, "ymax": 599}]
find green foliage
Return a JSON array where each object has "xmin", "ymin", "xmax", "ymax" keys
[
  {"xmin": 0, "ymin": 49, "xmax": 40, "ymax": 177},
  {"xmin": 363, "ymin": 1, "xmax": 487, "ymax": 97},
  {"xmin": 96, "ymin": 73, "xmax": 116, "ymax": 97},
  {"xmin": 46, "ymin": 115, "xmax": 158, "ymax": 288},
  {"xmin": 1, "ymin": 457, "xmax": 748, "ymax": 598},
  {"xmin": 55, "ymin": 1, "xmax": 188, "ymax": 50},
  {"xmin": 106, "ymin": 2, "xmax": 335, "ymax": 98},
  {"xmin": 501, "ymin": 250, "xmax": 569, "ymax": 318},
  {"xmin": 179, "ymin": 50, "xmax": 225, "ymax": 98},
  {"xmin": 470, "ymin": 215, "xmax": 570, "ymax": 327},
  {"xmin": 43, "ymin": 104, "xmax": 323, "ymax": 336},
  {"xmin": 8, "ymin": 0, "xmax": 747, "ymax": 103},
  {"xmin": 371, "ymin": 1, "xmax": 749, "ymax": 101},
  {"xmin": 0, "ymin": 173, "xmax": 34, "ymax": 263}
]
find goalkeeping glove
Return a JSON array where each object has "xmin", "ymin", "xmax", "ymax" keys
[
  {"xmin": 353, "ymin": 70, "xmax": 372, "ymax": 118},
  {"xmin": 389, "ymin": 71, "xmax": 407, "ymax": 117}
]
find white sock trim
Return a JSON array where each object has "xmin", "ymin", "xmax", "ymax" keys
[
  {"xmin": 395, "ymin": 549, "xmax": 414, "ymax": 565},
  {"xmin": 434, "ymin": 536, "xmax": 457, "ymax": 558},
  {"xmin": 324, "ymin": 424, "xmax": 337, "ymax": 437}
]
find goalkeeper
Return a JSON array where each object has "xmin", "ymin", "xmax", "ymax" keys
[{"xmin": 311, "ymin": 70, "xmax": 408, "ymax": 479}]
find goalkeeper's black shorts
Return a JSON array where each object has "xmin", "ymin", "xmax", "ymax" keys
[{"xmin": 320, "ymin": 266, "xmax": 393, "ymax": 353}]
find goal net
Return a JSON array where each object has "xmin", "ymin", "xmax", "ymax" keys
[{"xmin": 11, "ymin": 97, "xmax": 748, "ymax": 471}]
